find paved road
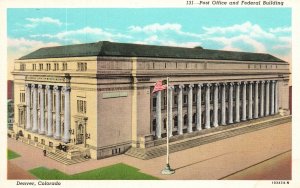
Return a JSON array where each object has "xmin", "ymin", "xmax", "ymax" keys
[
  {"xmin": 221, "ymin": 151, "xmax": 291, "ymax": 180},
  {"xmin": 7, "ymin": 122, "xmax": 291, "ymax": 180}
]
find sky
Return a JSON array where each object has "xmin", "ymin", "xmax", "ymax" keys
[{"xmin": 7, "ymin": 8, "xmax": 291, "ymax": 79}]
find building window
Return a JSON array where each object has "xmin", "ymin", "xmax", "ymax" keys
[
  {"xmin": 41, "ymin": 139, "xmax": 45, "ymax": 145},
  {"xmin": 77, "ymin": 62, "xmax": 87, "ymax": 71},
  {"xmin": 28, "ymin": 134, "xmax": 31, "ymax": 140},
  {"xmin": 20, "ymin": 64, "xmax": 26, "ymax": 71},
  {"xmin": 61, "ymin": 94, "xmax": 65, "ymax": 111},
  {"xmin": 34, "ymin": 137, "xmax": 38, "ymax": 142},
  {"xmin": 184, "ymin": 115, "xmax": 188, "ymax": 125},
  {"xmin": 62, "ymin": 63, "xmax": 67, "ymax": 71},
  {"xmin": 193, "ymin": 94, "xmax": 196, "ymax": 103},
  {"xmin": 54, "ymin": 63, "xmax": 59, "ymax": 71},
  {"xmin": 152, "ymin": 119, "xmax": 156, "ymax": 132},
  {"xmin": 77, "ymin": 99, "xmax": 87, "ymax": 114},
  {"xmin": 32, "ymin": 64, "xmax": 36, "ymax": 70},
  {"xmin": 46, "ymin": 63, "xmax": 51, "ymax": 71},
  {"xmin": 152, "ymin": 98, "xmax": 157, "ymax": 109},
  {"xmin": 20, "ymin": 92, "xmax": 25, "ymax": 103},
  {"xmin": 39, "ymin": 63, "xmax": 43, "ymax": 71},
  {"xmin": 174, "ymin": 116, "xmax": 178, "ymax": 128},
  {"xmin": 49, "ymin": 142, "xmax": 53, "ymax": 148},
  {"xmin": 183, "ymin": 95, "xmax": 188, "ymax": 104}
]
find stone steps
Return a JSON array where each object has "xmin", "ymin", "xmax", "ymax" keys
[
  {"xmin": 125, "ymin": 116, "xmax": 291, "ymax": 160},
  {"xmin": 46, "ymin": 151, "xmax": 88, "ymax": 165}
]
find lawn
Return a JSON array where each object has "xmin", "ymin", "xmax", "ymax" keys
[
  {"xmin": 7, "ymin": 149, "xmax": 21, "ymax": 160},
  {"xmin": 29, "ymin": 163, "xmax": 159, "ymax": 180}
]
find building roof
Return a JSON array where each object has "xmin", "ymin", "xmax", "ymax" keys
[{"xmin": 19, "ymin": 41, "xmax": 285, "ymax": 62}]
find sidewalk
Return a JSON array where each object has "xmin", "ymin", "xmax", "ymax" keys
[{"xmin": 8, "ymin": 122, "xmax": 291, "ymax": 180}]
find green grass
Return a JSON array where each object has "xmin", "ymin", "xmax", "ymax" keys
[
  {"xmin": 7, "ymin": 149, "xmax": 21, "ymax": 160},
  {"xmin": 29, "ymin": 163, "xmax": 159, "ymax": 180}
]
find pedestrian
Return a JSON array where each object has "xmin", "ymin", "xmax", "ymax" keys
[{"xmin": 43, "ymin": 149, "xmax": 46, "ymax": 156}]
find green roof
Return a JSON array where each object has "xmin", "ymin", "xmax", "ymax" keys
[{"xmin": 19, "ymin": 41, "xmax": 285, "ymax": 62}]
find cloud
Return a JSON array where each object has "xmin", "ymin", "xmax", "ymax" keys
[
  {"xmin": 25, "ymin": 17, "xmax": 62, "ymax": 28},
  {"xmin": 7, "ymin": 37, "xmax": 60, "ymax": 57},
  {"xmin": 134, "ymin": 35, "xmax": 201, "ymax": 48},
  {"xmin": 30, "ymin": 26, "xmax": 132, "ymax": 42},
  {"xmin": 208, "ymin": 35, "xmax": 267, "ymax": 53},
  {"xmin": 202, "ymin": 21, "xmax": 274, "ymax": 39},
  {"xmin": 129, "ymin": 23, "xmax": 182, "ymax": 33},
  {"xmin": 269, "ymin": 26, "xmax": 291, "ymax": 33}
]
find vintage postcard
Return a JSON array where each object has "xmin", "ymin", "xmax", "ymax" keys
[{"xmin": 1, "ymin": 0, "xmax": 299, "ymax": 188}]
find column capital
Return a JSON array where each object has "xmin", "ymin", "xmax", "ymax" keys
[
  {"xmin": 31, "ymin": 84, "xmax": 36, "ymax": 89},
  {"xmin": 266, "ymin": 80, "xmax": 270, "ymax": 83},
  {"xmin": 206, "ymin": 83, "xmax": 211, "ymax": 87},
  {"xmin": 222, "ymin": 82, "xmax": 227, "ymax": 86},
  {"xmin": 45, "ymin": 85, "xmax": 52, "ymax": 90},
  {"xmin": 188, "ymin": 84, "xmax": 194, "ymax": 88},
  {"xmin": 198, "ymin": 83, "xmax": 203, "ymax": 87},
  {"xmin": 261, "ymin": 80, "xmax": 265, "ymax": 84},
  {"xmin": 255, "ymin": 81, "xmax": 259, "ymax": 84},
  {"xmin": 242, "ymin": 81, "xmax": 247, "ymax": 85},
  {"xmin": 271, "ymin": 80, "xmax": 276, "ymax": 83},
  {"xmin": 229, "ymin": 82, "xmax": 234, "ymax": 86},
  {"xmin": 178, "ymin": 84, "xmax": 184, "ymax": 89},
  {"xmin": 214, "ymin": 83, "xmax": 219, "ymax": 86},
  {"xmin": 38, "ymin": 84, "xmax": 44, "ymax": 90},
  {"xmin": 168, "ymin": 86, "xmax": 174, "ymax": 90},
  {"xmin": 249, "ymin": 81, "xmax": 253, "ymax": 84},
  {"xmin": 25, "ymin": 83, "xmax": 31, "ymax": 88},
  {"xmin": 53, "ymin": 85, "xmax": 61, "ymax": 91},
  {"xmin": 62, "ymin": 86, "xmax": 71, "ymax": 92},
  {"xmin": 236, "ymin": 82, "xmax": 241, "ymax": 86}
]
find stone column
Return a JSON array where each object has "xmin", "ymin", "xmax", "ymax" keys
[
  {"xmin": 62, "ymin": 86, "xmax": 71, "ymax": 143},
  {"xmin": 177, "ymin": 85, "xmax": 184, "ymax": 135},
  {"xmin": 260, "ymin": 81, "xmax": 265, "ymax": 117},
  {"xmin": 196, "ymin": 84, "xmax": 202, "ymax": 131},
  {"xmin": 242, "ymin": 81, "xmax": 247, "ymax": 121},
  {"xmin": 205, "ymin": 84, "xmax": 211, "ymax": 129},
  {"xmin": 275, "ymin": 81, "xmax": 279, "ymax": 114},
  {"xmin": 168, "ymin": 86, "xmax": 174, "ymax": 137},
  {"xmin": 32, "ymin": 84, "xmax": 38, "ymax": 132},
  {"xmin": 254, "ymin": 81, "xmax": 259, "ymax": 118},
  {"xmin": 54, "ymin": 86, "xmax": 61, "ymax": 139},
  {"xmin": 46, "ymin": 85, "xmax": 53, "ymax": 137},
  {"xmin": 38, "ymin": 85, "xmax": 45, "ymax": 134},
  {"xmin": 221, "ymin": 83, "xmax": 227, "ymax": 125},
  {"xmin": 235, "ymin": 82, "xmax": 240, "ymax": 122},
  {"xmin": 188, "ymin": 84, "xmax": 194, "ymax": 133},
  {"xmin": 25, "ymin": 84, "xmax": 31, "ymax": 130},
  {"xmin": 265, "ymin": 81, "xmax": 270, "ymax": 116},
  {"xmin": 228, "ymin": 82, "xmax": 234, "ymax": 124},
  {"xmin": 156, "ymin": 91, "xmax": 162, "ymax": 138},
  {"xmin": 271, "ymin": 80, "xmax": 275, "ymax": 115},
  {"xmin": 248, "ymin": 81, "xmax": 253, "ymax": 119},
  {"xmin": 213, "ymin": 83, "xmax": 219, "ymax": 127}
]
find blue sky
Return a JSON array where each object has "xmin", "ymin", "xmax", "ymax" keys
[{"xmin": 7, "ymin": 8, "xmax": 291, "ymax": 62}]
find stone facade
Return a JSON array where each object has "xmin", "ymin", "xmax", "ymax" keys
[{"xmin": 12, "ymin": 42, "xmax": 290, "ymax": 160}]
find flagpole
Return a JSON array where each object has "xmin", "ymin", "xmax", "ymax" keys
[{"xmin": 161, "ymin": 77, "xmax": 175, "ymax": 175}]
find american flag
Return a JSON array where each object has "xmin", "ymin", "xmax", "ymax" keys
[{"xmin": 152, "ymin": 80, "xmax": 167, "ymax": 93}]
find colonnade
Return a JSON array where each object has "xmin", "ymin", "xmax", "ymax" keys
[
  {"xmin": 25, "ymin": 84, "xmax": 71, "ymax": 143},
  {"xmin": 154, "ymin": 80, "xmax": 278, "ymax": 138}
]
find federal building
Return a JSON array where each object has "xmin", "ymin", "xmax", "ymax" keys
[{"xmin": 11, "ymin": 41, "xmax": 290, "ymax": 161}]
